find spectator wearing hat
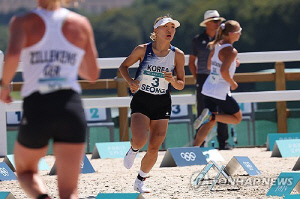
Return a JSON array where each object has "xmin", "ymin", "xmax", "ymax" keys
[{"xmin": 188, "ymin": 10, "xmax": 231, "ymax": 150}]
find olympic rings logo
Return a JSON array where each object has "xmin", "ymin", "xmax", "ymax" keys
[
  {"xmin": 80, "ymin": 161, "xmax": 84, "ymax": 169},
  {"xmin": 243, "ymin": 161, "xmax": 254, "ymax": 170},
  {"xmin": 0, "ymin": 167, "xmax": 9, "ymax": 176},
  {"xmin": 180, "ymin": 152, "xmax": 196, "ymax": 161}
]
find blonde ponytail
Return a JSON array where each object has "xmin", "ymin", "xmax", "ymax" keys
[
  {"xmin": 208, "ymin": 20, "xmax": 240, "ymax": 49},
  {"xmin": 208, "ymin": 25, "xmax": 224, "ymax": 49},
  {"xmin": 150, "ymin": 32, "xmax": 156, "ymax": 41}
]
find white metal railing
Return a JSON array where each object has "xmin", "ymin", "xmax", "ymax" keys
[
  {"xmin": 1, "ymin": 50, "xmax": 300, "ymax": 156},
  {"xmin": 14, "ymin": 50, "xmax": 300, "ymax": 71},
  {"xmin": 3, "ymin": 90, "xmax": 300, "ymax": 110}
]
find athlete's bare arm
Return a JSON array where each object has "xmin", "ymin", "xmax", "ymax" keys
[
  {"xmin": 65, "ymin": 13, "xmax": 100, "ymax": 82},
  {"xmin": 119, "ymin": 44, "xmax": 147, "ymax": 93},
  {"xmin": 219, "ymin": 47, "xmax": 238, "ymax": 90},
  {"xmin": 1, "ymin": 16, "xmax": 26, "ymax": 98},
  {"xmin": 167, "ymin": 48, "xmax": 185, "ymax": 90}
]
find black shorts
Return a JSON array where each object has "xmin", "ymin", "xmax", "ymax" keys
[
  {"xmin": 18, "ymin": 90, "xmax": 87, "ymax": 149},
  {"xmin": 204, "ymin": 94, "xmax": 240, "ymax": 115},
  {"xmin": 130, "ymin": 90, "xmax": 171, "ymax": 120}
]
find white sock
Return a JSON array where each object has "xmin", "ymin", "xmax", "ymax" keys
[
  {"xmin": 131, "ymin": 146, "xmax": 139, "ymax": 152},
  {"xmin": 138, "ymin": 170, "xmax": 148, "ymax": 178}
]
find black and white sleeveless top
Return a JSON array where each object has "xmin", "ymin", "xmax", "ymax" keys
[{"xmin": 134, "ymin": 42, "xmax": 175, "ymax": 95}]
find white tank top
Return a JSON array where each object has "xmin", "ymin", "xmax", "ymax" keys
[
  {"xmin": 201, "ymin": 43, "xmax": 237, "ymax": 100},
  {"xmin": 20, "ymin": 8, "xmax": 85, "ymax": 97},
  {"xmin": 134, "ymin": 42, "xmax": 175, "ymax": 95}
]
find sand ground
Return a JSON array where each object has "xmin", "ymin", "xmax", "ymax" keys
[{"xmin": 0, "ymin": 147, "xmax": 299, "ymax": 199}]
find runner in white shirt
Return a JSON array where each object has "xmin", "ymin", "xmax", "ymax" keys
[
  {"xmin": 193, "ymin": 20, "xmax": 243, "ymax": 147},
  {"xmin": 0, "ymin": 0, "xmax": 100, "ymax": 198},
  {"xmin": 119, "ymin": 15, "xmax": 185, "ymax": 193}
]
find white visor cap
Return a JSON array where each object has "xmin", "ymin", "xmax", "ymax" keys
[{"xmin": 153, "ymin": 18, "xmax": 180, "ymax": 29}]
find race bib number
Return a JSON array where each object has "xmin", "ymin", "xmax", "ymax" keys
[
  {"xmin": 139, "ymin": 71, "xmax": 169, "ymax": 94},
  {"xmin": 209, "ymin": 67, "xmax": 220, "ymax": 84},
  {"xmin": 38, "ymin": 64, "xmax": 70, "ymax": 94},
  {"xmin": 38, "ymin": 77, "xmax": 70, "ymax": 94},
  {"xmin": 209, "ymin": 73, "xmax": 220, "ymax": 84}
]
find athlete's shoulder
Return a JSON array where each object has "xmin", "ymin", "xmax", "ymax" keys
[
  {"xmin": 134, "ymin": 43, "xmax": 148, "ymax": 53},
  {"xmin": 9, "ymin": 10, "xmax": 32, "ymax": 25},
  {"xmin": 221, "ymin": 46, "xmax": 237, "ymax": 60},
  {"xmin": 174, "ymin": 47, "xmax": 185, "ymax": 56},
  {"xmin": 225, "ymin": 46, "xmax": 237, "ymax": 56},
  {"xmin": 129, "ymin": 43, "xmax": 148, "ymax": 58},
  {"xmin": 232, "ymin": 48, "xmax": 238, "ymax": 55},
  {"xmin": 66, "ymin": 11, "xmax": 90, "ymax": 27},
  {"xmin": 174, "ymin": 47, "xmax": 185, "ymax": 65},
  {"xmin": 68, "ymin": 11, "xmax": 88, "ymax": 22},
  {"xmin": 8, "ymin": 11, "xmax": 39, "ymax": 32},
  {"xmin": 136, "ymin": 43, "xmax": 148, "ymax": 50}
]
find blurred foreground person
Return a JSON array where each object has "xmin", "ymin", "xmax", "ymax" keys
[{"xmin": 0, "ymin": 0, "xmax": 100, "ymax": 198}]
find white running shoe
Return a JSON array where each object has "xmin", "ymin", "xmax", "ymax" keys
[
  {"xmin": 123, "ymin": 147, "xmax": 138, "ymax": 169},
  {"xmin": 193, "ymin": 108, "xmax": 211, "ymax": 129},
  {"xmin": 134, "ymin": 178, "xmax": 151, "ymax": 193}
]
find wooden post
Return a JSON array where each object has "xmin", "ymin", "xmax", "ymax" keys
[
  {"xmin": 275, "ymin": 62, "xmax": 287, "ymax": 133},
  {"xmin": 117, "ymin": 70, "xmax": 129, "ymax": 141}
]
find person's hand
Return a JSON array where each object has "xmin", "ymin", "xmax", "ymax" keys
[
  {"xmin": 163, "ymin": 71, "xmax": 175, "ymax": 83},
  {"xmin": 129, "ymin": 79, "xmax": 139, "ymax": 93},
  {"xmin": 236, "ymin": 58, "xmax": 240, "ymax": 67},
  {"xmin": 0, "ymin": 87, "xmax": 13, "ymax": 103},
  {"xmin": 230, "ymin": 81, "xmax": 238, "ymax": 90}
]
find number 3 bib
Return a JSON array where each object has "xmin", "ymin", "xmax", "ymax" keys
[
  {"xmin": 209, "ymin": 72, "xmax": 220, "ymax": 84},
  {"xmin": 139, "ymin": 70, "xmax": 169, "ymax": 95}
]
